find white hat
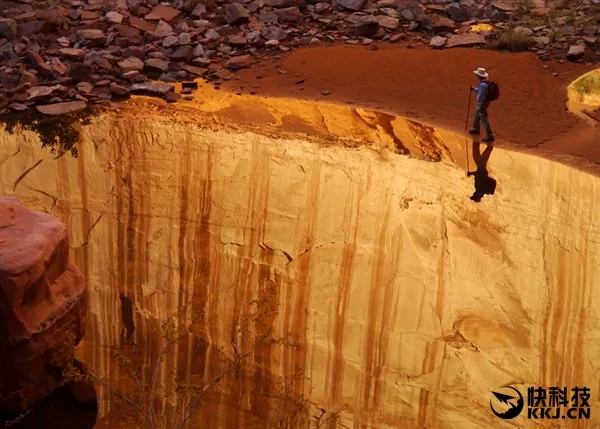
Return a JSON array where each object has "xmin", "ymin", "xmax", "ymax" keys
[{"xmin": 474, "ymin": 67, "xmax": 489, "ymax": 78}]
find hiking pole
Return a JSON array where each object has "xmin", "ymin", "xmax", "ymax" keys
[
  {"xmin": 466, "ymin": 138, "xmax": 470, "ymax": 174},
  {"xmin": 465, "ymin": 87, "xmax": 472, "ymax": 130},
  {"xmin": 465, "ymin": 87, "xmax": 472, "ymax": 174}
]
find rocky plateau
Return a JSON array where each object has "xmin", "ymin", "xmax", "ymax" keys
[{"xmin": 0, "ymin": 0, "xmax": 599, "ymax": 116}]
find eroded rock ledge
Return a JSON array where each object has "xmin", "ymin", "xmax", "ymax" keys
[{"xmin": 0, "ymin": 196, "xmax": 88, "ymax": 413}]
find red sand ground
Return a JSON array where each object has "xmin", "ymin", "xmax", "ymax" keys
[{"xmin": 224, "ymin": 44, "xmax": 600, "ymax": 170}]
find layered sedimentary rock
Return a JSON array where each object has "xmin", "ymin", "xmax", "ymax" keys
[
  {"xmin": 0, "ymin": 91, "xmax": 599, "ymax": 428},
  {"xmin": 0, "ymin": 197, "xmax": 88, "ymax": 413}
]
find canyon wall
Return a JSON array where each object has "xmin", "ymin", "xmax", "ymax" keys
[{"xmin": 1, "ymin": 97, "xmax": 599, "ymax": 428}]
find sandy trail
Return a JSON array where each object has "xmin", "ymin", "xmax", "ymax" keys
[{"xmin": 224, "ymin": 44, "xmax": 599, "ymax": 166}]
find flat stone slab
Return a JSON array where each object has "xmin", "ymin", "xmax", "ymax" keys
[
  {"xmin": 130, "ymin": 82, "xmax": 175, "ymax": 97},
  {"xmin": 36, "ymin": 100, "xmax": 87, "ymax": 115},
  {"xmin": 446, "ymin": 33, "xmax": 486, "ymax": 48},
  {"xmin": 144, "ymin": 4, "xmax": 182, "ymax": 22}
]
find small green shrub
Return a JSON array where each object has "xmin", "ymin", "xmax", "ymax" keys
[
  {"xmin": 486, "ymin": 31, "xmax": 536, "ymax": 52},
  {"xmin": 528, "ymin": 17, "xmax": 546, "ymax": 27},
  {"xmin": 549, "ymin": 29, "xmax": 564, "ymax": 42},
  {"xmin": 548, "ymin": 8, "xmax": 566, "ymax": 22},
  {"xmin": 516, "ymin": 0, "xmax": 534, "ymax": 14}
]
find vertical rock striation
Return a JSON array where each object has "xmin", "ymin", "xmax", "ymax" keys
[{"xmin": 0, "ymin": 96, "xmax": 599, "ymax": 428}]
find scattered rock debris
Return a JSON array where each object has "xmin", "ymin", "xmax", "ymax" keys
[{"xmin": 0, "ymin": 0, "xmax": 598, "ymax": 117}]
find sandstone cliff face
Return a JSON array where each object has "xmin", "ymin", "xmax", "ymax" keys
[
  {"xmin": 0, "ymin": 94, "xmax": 599, "ymax": 428},
  {"xmin": 0, "ymin": 196, "xmax": 88, "ymax": 413}
]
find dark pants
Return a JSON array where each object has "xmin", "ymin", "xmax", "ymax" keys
[{"xmin": 473, "ymin": 103, "xmax": 493, "ymax": 137}]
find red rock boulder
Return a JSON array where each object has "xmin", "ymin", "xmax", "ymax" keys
[{"xmin": 0, "ymin": 196, "xmax": 88, "ymax": 413}]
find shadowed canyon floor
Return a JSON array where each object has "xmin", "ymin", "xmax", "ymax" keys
[{"xmin": 1, "ymin": 61, "xmax": 600, "ymax": 428}]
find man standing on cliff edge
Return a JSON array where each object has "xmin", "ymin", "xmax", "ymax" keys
[{"xmin": 469, "ymin": 67, "xmax": 495, "ymax": 143}]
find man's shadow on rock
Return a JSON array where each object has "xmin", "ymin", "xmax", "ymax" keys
[{"xmin": 467, "ymin": 142, "xmax": 496, "ymax": 203}]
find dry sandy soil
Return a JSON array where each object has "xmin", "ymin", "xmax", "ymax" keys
[{"xmin": 223, "ymin": 44, "xmax": 600, "ymax": 168}]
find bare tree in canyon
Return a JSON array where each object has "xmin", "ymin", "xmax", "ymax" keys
[{"xmin": 64, "ymin": 290, "xmax": 315, "ymax": 429}]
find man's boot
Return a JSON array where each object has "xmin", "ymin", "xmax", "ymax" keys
[
  {"xmin": 469, "ymin": 129, "xmax": 480, "ymax": 135},
  {"xmin": 482, "ymin": 135, "xmax": 495, "ymax": 143}
]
